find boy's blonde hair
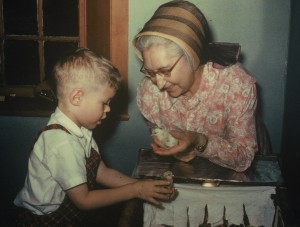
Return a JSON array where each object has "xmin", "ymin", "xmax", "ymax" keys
[{"xmin": 54, "ymin": 48, "xmax": 122, "ymax": 101}]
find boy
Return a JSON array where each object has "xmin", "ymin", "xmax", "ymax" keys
[{"xmin": 14, "ymin": 48, "xmax": 175, "ymax": 226}]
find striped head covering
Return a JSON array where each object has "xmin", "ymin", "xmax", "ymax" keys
[{"xmin": 133, "ymin": 0, "xmax": 240, "ymax": 70}]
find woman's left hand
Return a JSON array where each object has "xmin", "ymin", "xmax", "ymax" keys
[{"xmin": 151, "ymin": 130, "xmax": 198, "ymax": 162}]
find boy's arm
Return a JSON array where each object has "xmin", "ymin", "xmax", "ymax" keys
[
  {"xmin": 66, "ymin": 177, "xmax": 175, "ymax": 210},
  {"xmin": 96, "ymin": 161, "xmax": 136, "ymax": 187},
  {"xmin": 66, "ymin": 182, "xmax": 134, "ymax": 210}
]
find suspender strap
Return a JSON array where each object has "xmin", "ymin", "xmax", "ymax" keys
[{"xmin": 33, "ymin": 124, "xmax": 70, "ymax": 144}]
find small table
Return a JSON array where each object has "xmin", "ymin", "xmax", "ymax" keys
[{"xmin": 128, "ymin": 148, "xmax": 285, "ymax": 227}]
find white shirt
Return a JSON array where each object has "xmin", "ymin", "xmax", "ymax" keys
[{"xmin": 14, "ymin": 107, "xmax": 99, "ymax": 215}]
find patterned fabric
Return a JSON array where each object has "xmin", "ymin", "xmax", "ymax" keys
[
  {"xmin": 132, "ymin": 0, "xmax": 240, "ymax": 69},
  {"xmin": 85, "ymin": 148, "xmax": 101, "ymax": 190},
  {"xmin": 137, "ymin": 62, "xmax": 258, "ymax": 172},
  {"xmin": 15, "ymin": 124, "xmax": 101, "ymax": 226}
]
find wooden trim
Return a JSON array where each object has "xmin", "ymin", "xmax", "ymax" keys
[
  {"xmin": 87, "ymin": 0, "xmax": 129, "ymax": 120},
  {"xmin": 79, "ymin": 0, "xmax": 87, "ymax": 47},
  {"xmin": 110, "ymin": 0, "xmax": 128, "ymax": 81},
  {"xmin": 86, "ymin": 0, "xmax": 110, "ymax": 58},
  {"xmin": 38, "ymin": 0, "xmax": 45, "ymax": 81},
  {"xmin": 110, "ymin": 0, "xmax": 129, "ymax": 120}
]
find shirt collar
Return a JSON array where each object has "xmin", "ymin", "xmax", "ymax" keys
[{"xmin": 49, "ymin": 107, "xmax": 92, "ymax": 140}]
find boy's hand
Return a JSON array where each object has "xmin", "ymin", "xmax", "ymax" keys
[{"xmin": 133, "ymin": 179, "xmax": 177, "ymax": 206}]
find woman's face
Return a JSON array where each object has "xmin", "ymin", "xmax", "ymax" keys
[{"xmin": 142, "ymin": 44, "xmax": 196, "ymax": 98}]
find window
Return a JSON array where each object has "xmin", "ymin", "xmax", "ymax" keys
[{"xmin": 0, "ymin": 0, "xmax": 128, "ymax": 120}]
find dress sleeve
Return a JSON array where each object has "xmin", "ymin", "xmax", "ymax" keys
[
  {"xmin": 137, "ymin": 78, "xmax": 161, "ymax": 126},
  {"xmin": 201, "ymin": 68, "xmax": 258, "ymax": 172}
]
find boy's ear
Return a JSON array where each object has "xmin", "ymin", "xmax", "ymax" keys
[{"xmin": 69, "ymin": 88, "xmax": 84, "ymax": 106}]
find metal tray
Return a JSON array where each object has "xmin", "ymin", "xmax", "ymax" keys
[{"xmin": 132, "ymin": 148, "xmax": 284, "ymax": 186}]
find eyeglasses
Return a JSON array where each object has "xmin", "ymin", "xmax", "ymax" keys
[{"xmin": 140, "ymin": 54, "xmax": 184, "ymax": 78}]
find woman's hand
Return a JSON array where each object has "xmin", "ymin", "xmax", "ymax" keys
[
  {"xmin": 151, "ymin": 130, "xmax": 205, "ymax": 162},
  {"xmin": 132, "ymin": 179, "xmax": 177, "ymax": 206}
]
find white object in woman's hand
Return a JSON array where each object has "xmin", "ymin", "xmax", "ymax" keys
[{"xmin": 152, "ymin": 128, "xmax": 178, "ymax": 148}]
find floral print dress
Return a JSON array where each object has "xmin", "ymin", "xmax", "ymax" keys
[{"xmin": 137, "ymin": 62, "xmax": 258, "ymax": 172}]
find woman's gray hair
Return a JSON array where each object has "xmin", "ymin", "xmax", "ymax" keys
[{"xmin": 135, "ymin": 35, "xmax": 194, "ymax": 71}]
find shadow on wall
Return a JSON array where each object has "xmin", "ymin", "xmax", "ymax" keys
[
  {"xmin": 281, "ymin": 0, "xmax": 300, "ymax": 224},
  {"xmin": 255, "ymin": 84, "xmax": 272, "ymax": 155},
  {"xmin": 0, "ymin": 117, "xmax": 48, "ymax": 225}
]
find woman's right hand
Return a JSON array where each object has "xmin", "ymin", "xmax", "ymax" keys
[
  {"xmin": 151, "ymin": 130, "xmax": 207, "ymax": 162},
  {"xmin": 151, "ymin": 130, "xmax": 195, "ymax": 154},
  {"xmin": 132, "ymin": 179, "xmax": 177, "ymax": 206}
]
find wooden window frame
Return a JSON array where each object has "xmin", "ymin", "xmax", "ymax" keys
[
  {"xmin": 85, "ymin": 0, "xmax": 129, "ymax": 121},
  {"xmin": 0, "ymin": 0, "xmax": 129, "ymax": 120}
]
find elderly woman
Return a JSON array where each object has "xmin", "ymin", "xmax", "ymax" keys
[{"xmin": 132, "ymin": 0, "xmax": 258, "ymax": 172}]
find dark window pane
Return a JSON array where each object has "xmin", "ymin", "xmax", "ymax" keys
[
  {"xmin": 44, "ymin": 42, "xmax": 79, "ymax": 81},
  {"xmin": 0, "ymin": 43, "xmax": 4, "ymax": 83},
  {"xmin": 43, "ymin": 0, "xmax": 79, "ymax": 36},
  {"xmin": 4, "ymin": 40, "xmax": 40, "ymax": 85},
  {"xmin": 3, "ymin": 0, "xmax": 37, "ymax": 35}
]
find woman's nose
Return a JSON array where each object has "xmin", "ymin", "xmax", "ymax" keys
[{"xmin": 155, "ymin": 74, "xmax": 167, "ymax": 90}]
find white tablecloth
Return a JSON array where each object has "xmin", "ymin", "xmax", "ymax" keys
[{"xmin": 144, "ymin": 184, "xmax": 276, "ymax": 227}]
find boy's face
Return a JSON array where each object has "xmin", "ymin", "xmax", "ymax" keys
[{"xmin": 76, "ymin": 83, "xmax": 116, "ymax": 130}]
